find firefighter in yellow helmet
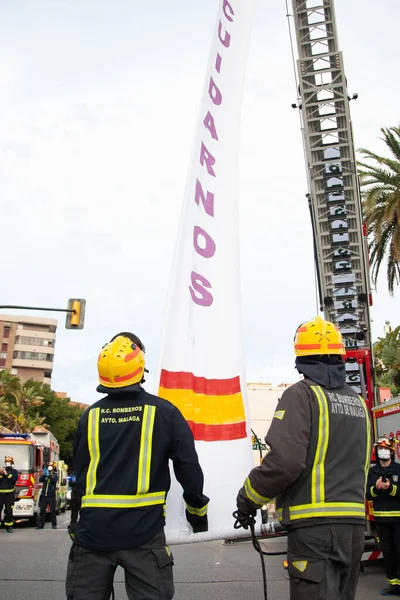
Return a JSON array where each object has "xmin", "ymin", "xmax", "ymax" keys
[
  {"xmin": 235, "ymin": 316, "xmax": 371, "ymax": 600},
  {"xmin": 366, "ymin": 436, "xmax": 400, "ymax": 595},
  {"xmin": 0, "ymin": 455, "xmax": 18, "ymax": 533},
  {"xmin": 66, "ymin": 332, "xmax": 209, "ymax": 600}
]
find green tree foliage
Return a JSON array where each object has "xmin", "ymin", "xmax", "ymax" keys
[
  {"xmin": 27, "ymin": 381, "xmax": 84, "ymax": 467},
  {"xmin": 0, "ymin": 370, "xmax": 84, "ymax": 466},
  {"xmin": 358, "ymin": 125, "xmax": 400, "ymax": 295},
  {"xmin": 374, "ymin": 325, "xmax": 400, "ymax": 397},
  {"xmin": 0, "ymin": 370, "xmax": 47, "ymax": 432}
]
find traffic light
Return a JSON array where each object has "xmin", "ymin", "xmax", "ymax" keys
[{"xmin": 65, "ymin": 298, "xmax": 86, "ymax": 330}]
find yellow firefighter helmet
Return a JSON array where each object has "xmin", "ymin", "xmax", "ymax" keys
[
  {"xmin": 5, "ymin": 456, "xmax": 14, "ymax": 464},
  {"xmin": 97, "ymin": 332, "xmax": 146, "ymax": 389},
  {"xmin": 294, "ymin": 316, "xmax": 345, "ymax": 357}
]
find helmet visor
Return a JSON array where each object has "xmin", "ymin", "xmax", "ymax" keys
[{"xmin": 375, "ymin": 437, "xmax": 394, "ymax": 449}]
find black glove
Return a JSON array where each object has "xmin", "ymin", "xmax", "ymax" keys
[
  {"xmin": 232, "ymin": 509, "xmax": 256, "ymax": 530},
  {"xmin": 68, "ymin": 522, "xmax": 77, "ymax": 543},
  {"xmin": 185, "ymin": 510, "xmax": 208, "ymax": 533},
  {"xmin": 234, "ymin": 493, "xmax": 257, "ymax": 530}
]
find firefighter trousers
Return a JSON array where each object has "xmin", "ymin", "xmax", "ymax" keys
[
  {"xmin": 375, "ymin": 521, "xmax": 400, "ymax": 584},
  {"xmin": 287, "ymin": 523, "xmax": 364, "ymax": 600},
  {"xmin": 38, "ymin": 495, "xmax": 57, "ymax": 527},
  {"xmin": 65, "ymin": 529, "xmax": 174, "ymax": 600},
  {"xmin": 0, "ymin": 492, "xmax": 14, "ymax": 527}
]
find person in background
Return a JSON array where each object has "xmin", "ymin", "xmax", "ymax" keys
[
  {"xmin": 366, "ymin": 436, "xmax": 400, "ymax": 596},
  {"xmin": 36, "ymin": 460, "xmax": 58, "ymax": 530},
  {"xmin": 67, "ymin": 472, "xmax": 81, "ymax": 542},
  {"xmin": 0, "ymin": 455, "xmax": 19, "ymax": 533}
]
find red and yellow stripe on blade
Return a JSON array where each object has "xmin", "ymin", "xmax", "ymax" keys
[{"xmin": 159, "ymin": 370, "xmax": 246, "ymax": 441}]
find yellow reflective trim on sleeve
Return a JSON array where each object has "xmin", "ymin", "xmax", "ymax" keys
[
  {"xmin": 244, "ymin": 477, "xmax": 271, "ymax": 506},
  {"xmin": 390, "ymin": 485, "xmax": 398, "ymax": 497},
  {"xmin": 86, "ymin": 408, "xmax": 101, "ymax": 496},
  {"xmin": 370, "ymin": 486, "xmax": 378, "ymax": 498},
  {"xmin": 310, "ymin": 386, "xmax": 329, "ymax": 505},
  {"xmin": 137, "ymin": 405, "xmax": 156, "ymax": 494},
  {"xmin": 186, "ymin": 502, "xmax": 209, "ymax": 517},
  {"xmin": 273, "ymin": 410, "xmax": 285, "ymax": 420},
  {"xmin": 374, "ymin": 511, "xmax": 400, "ymax": 518}
]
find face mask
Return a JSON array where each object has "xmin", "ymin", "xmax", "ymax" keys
[
  {"xmin": 5, "ymin": 462, "xmax": 11, "ymax": 467},
  {"xmin": 377, "ymin": 448, "xmax": 391, "ymax": 460},
  {"xmin": 48, "ymin": 466, "xmax": 53, "ymax": 471}
]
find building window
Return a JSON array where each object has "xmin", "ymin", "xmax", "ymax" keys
[
  {"xmin": 15, "ymin": 336, "xmax": 55, "ymax": 348},
  {"xmin": 10, "ymin": 368, "xmax": 18, "ymax": 375},
  {"xmin": 12, "ymin": 351, "xmax": 53, "ymax": 362},
  {"xmin": 0, "ymin": 352, "xmax": 7, "ymax": 359},
  {"xmin": 0, "ymin": 359, "xmax": 6, "ymax": 367},
  {"xmin": 2, "ymin": 343, "xmax": 7, "ymax": 352},
  {"xmin": 44, "ymin": 371, "xmax": 52, "ymax": 378},
  {"xmin": 3, "ymin": 327, "xmax": 10, "ymax": 338}
]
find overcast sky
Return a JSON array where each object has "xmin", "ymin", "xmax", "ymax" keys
[{"xmin": 1, "ymin": 0, "xmax": 399, "ymax": 404}]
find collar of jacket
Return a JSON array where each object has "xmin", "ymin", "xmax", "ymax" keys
[
  {"xmin": 96, "ymin": 383, "xmax": 143, "ymax": 395},
  {"xmin": 295, "ymin": 356, "xmax": 346, "ymax": 389},
  {"xmin": 373, "ymin": 460, "xmax": 397, "ymax": 474}
]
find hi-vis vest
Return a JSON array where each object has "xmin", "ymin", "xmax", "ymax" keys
[
  {"xmin": 81, "ymin": 405, "xmax": 166, "ymax": 509},
  {"xmin": 276, "ymin": 384, "xmax": 371, "ymax": 526}
]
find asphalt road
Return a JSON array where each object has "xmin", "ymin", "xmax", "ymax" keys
[{"xmin": 0, "ymin": 516, "xmax": 388, "ymax": 600}]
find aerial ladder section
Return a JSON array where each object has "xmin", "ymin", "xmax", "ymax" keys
[{"xmin": 290, "ymin": 0, "xmax": 375, "ymax": 408}]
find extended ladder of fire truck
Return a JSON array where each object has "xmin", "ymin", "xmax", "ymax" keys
[{"xmin": 290, "ymin": 0, "xmax": 375, "ymax": 411}]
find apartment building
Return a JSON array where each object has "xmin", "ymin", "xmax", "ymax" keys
[
  {"xmin": 247, "ymin": 381, "xmax": 295, "ymax": 466},
  {"xmin": 0, "ymin": 315, "xmax": 57, "ymax": 385}
]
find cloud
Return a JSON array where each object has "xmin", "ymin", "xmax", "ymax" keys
[{"xmin": 1, "ymin": 0, "xmax": 399, "ymax": 403}]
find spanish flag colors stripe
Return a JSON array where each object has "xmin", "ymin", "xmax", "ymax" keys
[{"xmin": 159, "ymin": 369, "xmax": 246, "ymax": 442}]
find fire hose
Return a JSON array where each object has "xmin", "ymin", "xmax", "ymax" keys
[{"xmin": 232, "ymin": 512, "xmax": 287, "ymax": 600}]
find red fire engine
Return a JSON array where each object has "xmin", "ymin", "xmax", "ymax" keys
[{"xmin": 0, "ymin": 428, "xmax": 59, "ymax": 526}]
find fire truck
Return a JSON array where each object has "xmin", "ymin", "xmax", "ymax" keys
[
  {"xmin": 0, "ymin": 427, "xmax": 61, "ymax": 526},
  {"xmin": 372, "ymin": 397, "xmax": 400, "ymax": 456}
]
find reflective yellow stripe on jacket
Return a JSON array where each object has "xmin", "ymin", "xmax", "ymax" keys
[
  {"xmin": 310, "ymin": 386, "xmax": 329, "ymax": 505},
  {"xmin": 82, "ymin": 492, "xmax": 166, "ymax": 508},
  {"xmin": 82, "ymin": 404, "xmax": 165, "ymax": 509},
  {"xmin": 289, "ymin": 501, "xmax": 366, "ymax": 520},
  {"xmin": 86, "ymin": 408, "xmax": 101, "ymax": 495},
  {"xmin": 137, "ymin": 405, "xmax": 156, "ymax": 494}
]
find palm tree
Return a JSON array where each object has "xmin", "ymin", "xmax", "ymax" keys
[
  {"xmin": 0, "ymin": 369, "xmax": 20, "ymax": 430},
  {"xmin": 358, "ymin": 125, "xmax": 400, "ymax": 294},
  {"xmin": 7, "ymin": 383, "xmax": 44, "ymax": 432},
  {"xmin": 373, "ymin": 325, "xmax": 400, "ymax": 396},
  {"xmin": 0, "ymin": 373, "xmax": 45, "ymax": 432}
]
